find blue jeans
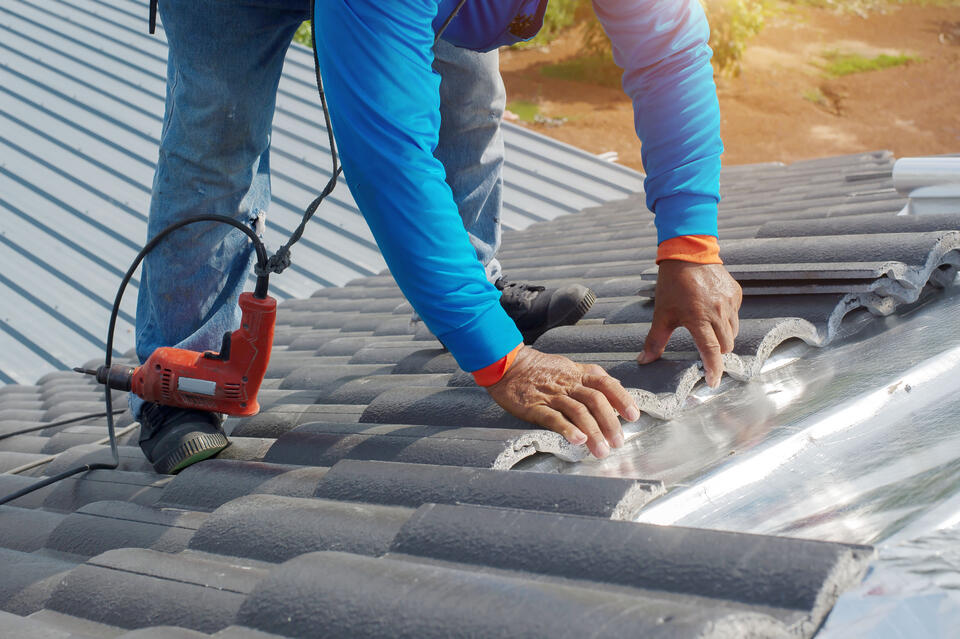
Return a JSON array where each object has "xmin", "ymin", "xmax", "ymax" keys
[{"xmin": 133, "ymin": 1, "xmax": 505, "ymax": 418}]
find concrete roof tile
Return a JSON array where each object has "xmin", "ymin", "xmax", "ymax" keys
[
  {"xmin": 314, "ymin": 459, "xmax": 662, "ymax": 519},
  {"xmin": 188, "ymin": 494, "xmax": 412, "ymax": 562}
]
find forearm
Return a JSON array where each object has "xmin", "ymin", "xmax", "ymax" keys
[
  {"xmin": 592, "ymin": 0, "xmax": 723, "ymax": 244},
  {"xmin": 313, "ymin": 0, "xmax": 522, "ymax": 372}
]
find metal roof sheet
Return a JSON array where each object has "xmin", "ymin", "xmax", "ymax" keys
[{"xmin": 0, "ymin": 0, "xmax": 644, "ymax": 386}]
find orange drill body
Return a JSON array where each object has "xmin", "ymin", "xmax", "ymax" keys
[{"xmin": 89, "ymin": 292, "xmax": 276, "ymax": 417}]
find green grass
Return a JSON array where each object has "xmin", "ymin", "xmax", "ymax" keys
[
  {"xmin": 802, "ymin": 87, "xmax": 827, "ymax": 105},
  {"xmin": 506, "ymin": 100, "xmax": 541, "ymax": 122},
  {"xmin": 820, "ymin": 50, "xmax": 918, "ymax": 76},
  {"xmin": 540, "ymin": 55, "xmax": 622, "ymax": 89}
]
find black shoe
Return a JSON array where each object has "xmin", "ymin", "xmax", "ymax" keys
[
  {"xmin": 496, "ymin": 277, "xmax": 596, "ymax": 344},
  {"xmin": 138, "ymin": 402, "xmax": 229, "ymax": 474}
]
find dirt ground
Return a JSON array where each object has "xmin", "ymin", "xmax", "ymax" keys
[{"xmin": 499, "ymin": 3, "xmax": 960, "ymax": 170}]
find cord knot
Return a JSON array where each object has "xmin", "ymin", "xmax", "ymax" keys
[{"xmin": 255, "ymin": 248, "xmax": 292, "ymax": 276}]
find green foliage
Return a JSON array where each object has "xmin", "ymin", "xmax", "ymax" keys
[
  {"xmin": 820, "ymin": 50, "xmax": 918, "ymax": 75},
  {"xmin": 573, "ymin": 0, "xmax": 770, "ymax": 77},
  {"xmin": 293, "ymin": 21, "xmax": 312, "ymax": 47},
  {"xmin": 702, "ymin": 0, "xmax": 769, "ymax": 76},
  {"xmin": 506, "ymin": 100, "xmax": 541, "ymax": 122}
]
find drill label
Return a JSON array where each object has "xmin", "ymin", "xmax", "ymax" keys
[{"xmin": 177, "ymin": 377, "xmax": 217, "ymax": 396}]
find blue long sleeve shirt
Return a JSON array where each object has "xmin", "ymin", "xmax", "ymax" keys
[{"xmin": 313, "ymin": 0, "xmax": 722, "ymax": 372}]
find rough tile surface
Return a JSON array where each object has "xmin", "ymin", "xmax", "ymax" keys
[{"xmin": 1, "ymin": 149, "xmax": 944, "ymax": 637}]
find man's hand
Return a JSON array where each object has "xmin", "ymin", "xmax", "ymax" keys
[
  {"xmin": 639, "ymin": 261, "xmax": 742, "ymax": 387},
  {"xmin": 486, "ymin": 347, "xmax": 640, "ymax": 459}
]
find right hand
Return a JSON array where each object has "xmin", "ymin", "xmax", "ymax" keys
[{"xmin": 485, "ymin": 346, "xmax": 640, "ymax": 459}]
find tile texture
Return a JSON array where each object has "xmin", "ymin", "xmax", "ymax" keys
[{"xmin": 2, "ymin": 146, "xmax": 946, "ymax": 635}]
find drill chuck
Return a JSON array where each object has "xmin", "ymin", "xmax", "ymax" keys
[{"xmin": 74, "ymin": 365, "xmax": 135, "ymax": 392}]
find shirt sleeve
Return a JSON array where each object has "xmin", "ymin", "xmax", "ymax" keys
[
  {"xmin": 591, "ymin": 0, "xmax": 723, "ymax": 244},
  {"xmin": 313, "ymin": 0, "xmax": 523, "ymax": 372}
]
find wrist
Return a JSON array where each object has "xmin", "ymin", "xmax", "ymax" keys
[
  {"xmin": 656, "ymin": 235, "xmax": 722, "ymax": 265},
  {"xmin": 472, "ymin": 343, "xmax": 524, "ymax": 387}
]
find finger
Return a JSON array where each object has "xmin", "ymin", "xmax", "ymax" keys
[
  {"xmin": 526, "ymin": 405, "xmax": 587, "ymax": 447},
  {"xmin": 572, "ymin": 385, "xmax": 624, "ymax": 448},
  {"xmin": 582, "ymin": 372, "xmax": 640, "ymax": 423},
  {"xmin": 689, "ymin": 322, "xmax": 724, "ymax": 388},
  {"xmin": 584, "ymin": 364, "xmax": 608, "ymax": 378},
  {"xmin": 552, "ymin": 395, "xmax": 609, "ymax": 459},
  {"xmin": 639, "ymin": 318, "xmax": 674, "ymax": 365},
  {"xmin": 729, "ymin": 312, "xmax": 740, "ymax": 341},
  {"xmin": 713, "ymin": 319, "xmax": 735, "ymax": 354}
]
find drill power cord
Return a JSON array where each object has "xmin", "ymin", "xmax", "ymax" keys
[
  {"xmin": 0, "ymin": 0, "xmax": 468, "ymax": 506},
  {"xmin": 0, "ymin": 9, "xmax": 341, "ymax": 506}
]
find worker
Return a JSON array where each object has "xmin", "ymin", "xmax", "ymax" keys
[{"xmin": 133, "ymin": 0, "xmax": 742, "ymax": 474}]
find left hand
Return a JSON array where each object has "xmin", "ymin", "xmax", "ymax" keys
[{"xmin": 638, "ymin": 261, "xmax": 742, "ymax": 387}]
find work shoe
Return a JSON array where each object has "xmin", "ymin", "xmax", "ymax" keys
[
  {"xmin": 496, "ymin": 277, "xmax": 596, "ymax": 344},
  {"xmin": 138, "ymin": 402, "xmax": 229, "ymax": 474}
]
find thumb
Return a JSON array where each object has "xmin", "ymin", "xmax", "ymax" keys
[{"xmin": 639, "ymin": 319, "xmax": 673, "ymax": 364}]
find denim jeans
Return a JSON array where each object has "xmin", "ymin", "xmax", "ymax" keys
[{"xmin": 133, "ymin": 0, "xmax": 505, "ymax": 418}]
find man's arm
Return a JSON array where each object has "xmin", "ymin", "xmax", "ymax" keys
[
  {"xmin": 314, "ymin": 1, "xmax": 520, "ymax": 373},
  {"xmin": 592, "ymin": 0, "xmax": 742, "ymax": 386},
  {"xmin": 313, "ymin": 0, "xmax": 638, "ymax": 457}
]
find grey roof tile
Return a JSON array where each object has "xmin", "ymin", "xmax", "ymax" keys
[
  {"xmin": 313, "ymin": 459, "xmax": 662, "ymax": 519},
  {"xmin": 0, "ymin": 452, "xmax": 51, "ymax": 474},
  {"xmin": 228, "ymin": 403, "xmax": 365, "ymax": 439},
  {"xmin": 0, "ymin": 548, "xmax": 76, "ymax": 616},
  {"xmin": 263, "ymin": 422, "xmax": 587, "ymax": 469},
  {"xmin": 21, "ymin": 610, "xmax": 125, "ymax": 639},
  {"xmin": 0, "ymin": 506, "xmax": 65, "ymax": 553},
  {"xmin": 0, "ymin": 609, "xmax": 73, "ymax": 639},
  {"xmin": 40, "ymin": 470, "xmax": 171, "ymax": 514},
  {"xmin": 358, "ymin": 386, "xmax": 519, "ymax": 426},
  {"xmin": 324, "ymin": 374, "xmax": 452, "ymax": 405},
  {"xmin": 45, "ymin": 549, "xmax": 268, "ymax": 633},
  {"xmin": 157, "ymin": 460, "xmax": 329, "ymax": 512},
  {"xmin": 275, "ymin": 363, "xmax": 393, "ymax": 391},
  {"xmin": 236, "ymin": 550, "xmax": 791, "ymax": 638},
  {"xmin": 756, "ymin": 212, "xmax": 960, "ymax": 238},
  {"xmin": 117, "ymin": 627, "xmax": 208, "ymax": 639},
  {"xmin": 389, "ymin": 348, "xmax": 458, "ymax": 374},
  {"xmin": 0, "ymin": 435, "xmax": 49, "ymax": 454},
  {"xmin": 535, "ymin": 317, "xmax": 821, "ymax": 356},
  {"xmin": 188, "ymin": 494, "xmax": 412, "ymax": 562},
  {"xmin": 43, "ymin": 501, "xmax": 206, "ymax": 558},
  {"xmin": 389, "ymin": 503, "xmax": 872, "ymax": 634}
]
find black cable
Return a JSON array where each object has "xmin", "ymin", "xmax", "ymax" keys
[
  {"xmin": 257, "ymin": 3, "xmax": 342, "ymax": 277},
  {"xmin": 0, "ymin": 409, "xmax": 127, "ymax": 442},
  {"xmin": 435, "ymin": 0, "xmax": 469, "ymax": 43},
  {"xmin": 0, "ymin": 0, "xmax": 423, "ymax": 503},
  {"xmin": 0, "ymin": 217, "xmax": 269, "ymax": 506}
]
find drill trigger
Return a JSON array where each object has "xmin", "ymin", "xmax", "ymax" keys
[{"xmin": 203, "ymin": 331, "xmax": 232, "ymax": 362}]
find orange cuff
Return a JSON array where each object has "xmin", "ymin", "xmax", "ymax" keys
[
  {"xmin": 656, "ymin": 235, "xmax": 722, "ymax": 265},
  {"xmin": 472, "ymin": 343, "xmax": 524, "ymax": 387}
]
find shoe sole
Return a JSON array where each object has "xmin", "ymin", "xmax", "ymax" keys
[{"xmin": 154, "ymin": 432, "xmax": 229, "ymax": 475}]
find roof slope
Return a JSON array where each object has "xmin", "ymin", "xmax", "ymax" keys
[
  {"xmin": 3, "ymin": 149, "xmax": 955, "ymax": 636},
  {"xmin": 0, "ymin": 0, "xmax": 643, "ymax": 386}
]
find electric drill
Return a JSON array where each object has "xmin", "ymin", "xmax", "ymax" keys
[{"xmin": 77, "ymin": 292, "xmax": 276, "ymax": 417}]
